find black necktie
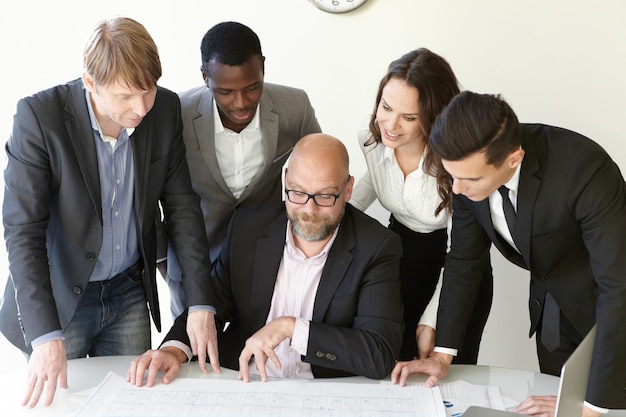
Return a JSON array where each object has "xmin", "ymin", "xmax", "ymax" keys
[{"xmin": 498, "ymin": 185, "xmax": 517, "ymax": 242}]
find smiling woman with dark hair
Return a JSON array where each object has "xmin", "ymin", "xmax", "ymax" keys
[{"xmin": 350, "ymin": 48, "xmax": 493, "ymax": 364}]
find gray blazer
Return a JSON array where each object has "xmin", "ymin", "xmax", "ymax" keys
[
  {"xmin": 165, "ymin": 83, "xmax": 321, "ymax": 281},
  {"xmin": 0, "ymin": 79, "xmax": 213, "ymax": 353}
]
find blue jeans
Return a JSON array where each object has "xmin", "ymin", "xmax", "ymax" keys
[{"xmin": 63, "ymin": 262, "xmax": 150, "ymax": 358}]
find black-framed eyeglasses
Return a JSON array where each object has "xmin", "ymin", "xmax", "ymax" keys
[{"xmin": 284, "ymin": 178, "xmax": 350, "ymax": 207}]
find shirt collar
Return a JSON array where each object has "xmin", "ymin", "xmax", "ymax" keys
[
  {"xmin": 382, "ymin": 142, "xmax": 426, "ymax": 172},
  {"xmin": 382, "ymin": 143, "xmax": 395, "ymax": 162},
  {"xmin": 504, "ymin": 160, "xmax": 522, "ymax": 195},
  {"xmin": 212, "ymin": 99, "xmax": 260, "ymax": 136}
]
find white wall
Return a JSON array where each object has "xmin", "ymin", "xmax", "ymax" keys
[{"xmin": 1, "ymin": 0, "xmax": 625, "ymax": 375}]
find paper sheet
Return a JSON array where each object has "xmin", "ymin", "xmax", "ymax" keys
[
  {"xmin": 394, "ymin": 379, "xmax": 507, "ymax": 417},
  {"xmin": 439, "ymin": 380, "xmax": 506, "ymax": 416},
  {"xmin": 75, "ymin": 372, "xmax": 446, "ymax": 417}
]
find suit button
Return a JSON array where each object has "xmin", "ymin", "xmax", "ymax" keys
[
  {"xmin": 73, "ymin": 287, "xmax": 82, "ymax": 295},
  {"xmin": 316, "ymin": 351, "xmax": 324, "ymax": 358},
  {"xmin": 325, "ymin": 353, "xmax": 336, "ymax": 361},
  {"xmin": 85, "ymin": 252, "xmax": 96, "ymax": 261},
  {"xmin": 534, "ymin": 298, "xmax": 542, "ymax": 306}
]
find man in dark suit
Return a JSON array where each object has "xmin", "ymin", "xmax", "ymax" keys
[
  {"xmin": 161, "ymin": 21, "xmax": 321, "ymax": 318},
  {"xmin": 391, "ymin": 91, "xmax": 626, "ymax": 416},
  {"xmin": 128, "ymin": 133, "xmax": 404, "ymax": 386},
  {"xmin": 0, "ymin": 17, "xmax": 218, "ymax": 408}
]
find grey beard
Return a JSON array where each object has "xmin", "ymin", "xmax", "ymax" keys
[{"xmin": 288, "ymin": 208, "xmax": 344, "ymax": 242}]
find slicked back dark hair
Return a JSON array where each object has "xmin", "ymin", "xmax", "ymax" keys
[
  {"xmin": 200, "ymin": 21, "xmax": 263, "ymax": 71},
  {"xmin": 430, "ymin": 91, "xmax": 521, "ymax": 168}
]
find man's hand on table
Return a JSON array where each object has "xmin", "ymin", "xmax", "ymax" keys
[
  {"xmin": 23, "ymin": 339, "xmax": 68, "ymax": 408},
  {"xmin": 391, "ymin": 351, "xmax": 453, "ymax": 387},
  {"xmin": 186, "ymin": 310, "xmax": 221, "ymax": 375},
  {"xmin": 127, "ymin": 347, "xmax": 186, "ymax": 387},
  {"xmin": 238, "ymin": 316, "xmax": 295, "ymax": 383}
]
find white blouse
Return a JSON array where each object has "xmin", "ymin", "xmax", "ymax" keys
[{"xmin": 350, "ymin": 125, "xmax": 448, "ymax": 233}]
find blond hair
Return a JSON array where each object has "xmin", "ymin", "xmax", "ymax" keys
[{"xmin": 83, "ymin": 17, "xmax": 161, "ymax": 89}]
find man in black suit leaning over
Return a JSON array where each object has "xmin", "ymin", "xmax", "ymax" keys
[
  {"xmin": 128, "ymin": 133, "xmax": 404, "ymax": 385},
  {"xmin": 392, "ymin": 91, "xmax": 626, "ymax": 416}
]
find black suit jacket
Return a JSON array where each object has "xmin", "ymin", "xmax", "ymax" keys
[
  {"xmin": 436, "ymin": 124, "xmax": 626, "ymax": 408},
  {"xmin": 164, "ymin": 203, "xmax": 404, "ymax": 379},
  {"xmin": 0, "ymin": 79, "xmax": 214, "ymax": 353}
]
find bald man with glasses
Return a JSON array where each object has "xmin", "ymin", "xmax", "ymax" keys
[{"xmin": 128, "ymin": 133, "xmax": 405, "ymax": 386}]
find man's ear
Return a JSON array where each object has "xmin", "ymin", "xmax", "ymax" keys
[
  {"xmin": 82, "ymin": 72, "xmax": 97, "ymax": 94},
  {"xmin": 508, "ymin": 148, "xmax": 525, "ymax": 169},
  {"xmin": 343, "ymin": 175, "xmax": 355, "ymax": 202}
]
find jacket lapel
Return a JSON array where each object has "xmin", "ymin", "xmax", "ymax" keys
[
  {"xmin": 130, "ymin": 105, "xmax": 151, "ymax": 224},
  {"xmin": 195, "ymin": 89, "xmax": 233, "ymax": 198},
  {"xmin": 251, "ymin": 213, "xmax": 288, "ymax": 313},
  {"xmin": 515, "ymin": 138, "xmax": 541, "ymax": 267},
  {"xmin": 312, "ymin": 211, "xmax": 355, "ymax": 321},
  {"xmin": 64, "ymin": 81, "xmax": 102, "ymax": 220},
  {"xmin": 476, "ymin": 197, "xmax": 527, "ymax": 269},
  {"xmin": 239, "ymin": 91, "xmax": 280, "ymax": 202}
]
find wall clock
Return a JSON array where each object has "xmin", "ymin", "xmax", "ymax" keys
[{"xmin": 309, "ymin": 0, "xmax": 368, "ymax": 14}]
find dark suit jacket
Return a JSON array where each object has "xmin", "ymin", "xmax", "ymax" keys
[
  {"xmin": 0, "ymin": 79, "xmax": 213, "ymax": 353},
  {"xmin": 164, "ymin": 203, "xmax": 404, "ymax": 379},
  {"xmin": 436, "ymin": 124, "xmax": 626, "ymax": 408}
]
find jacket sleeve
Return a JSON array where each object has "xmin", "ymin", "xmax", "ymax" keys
[
  {"xmin": 157, "ymin": 93, "xmax": 215, "ymax": 308},
  {"xmin": 435, "ymin": 195, "xmax": 492, "ymax": 351},
  {"xmin": 3, "ymin": 97, "xmax": 61, "ymax": 343},
  {"xmin": 564, "ymin": 148, "xmax": 626, "ymax": 409}
]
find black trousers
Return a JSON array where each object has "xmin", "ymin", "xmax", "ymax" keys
[{"xmin": 389, "ymin": 215, "xmax": 493, "ymax": 363}]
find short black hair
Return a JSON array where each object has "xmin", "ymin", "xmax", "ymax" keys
[{"xmin": 200, "ymin": 21, "xmax": 263, "ymax": 69}]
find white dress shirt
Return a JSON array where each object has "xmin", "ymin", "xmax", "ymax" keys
[
  {"xmin": 350, "ymin": 125, "xmax": 448, "ymax": 233},
  {"xmin": 213, "ymin": 100, "xmax": 263, "ymax": 199}
]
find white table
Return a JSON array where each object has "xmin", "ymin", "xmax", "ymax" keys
[{"xmin": 1, "ymin": 356, "xmax": 624, "ymax": 416}]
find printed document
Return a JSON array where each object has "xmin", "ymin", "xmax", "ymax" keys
[{"xmin": 75, "ymin": 372, "xmax": 446, "ymax": 417}]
